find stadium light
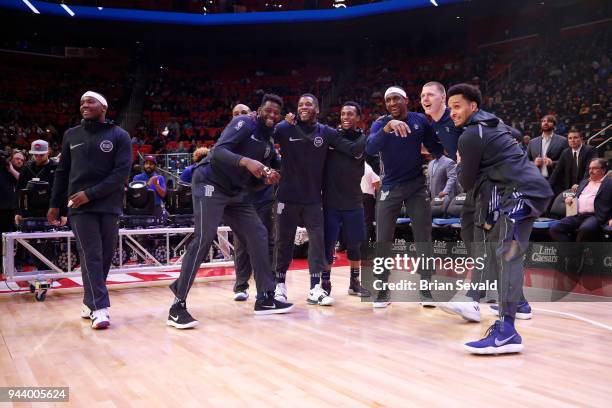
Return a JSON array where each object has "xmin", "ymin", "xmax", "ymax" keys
[
  {"xmin": 60, "ymin": 2, "xmax": 76, "ymax": 17},
  {"xmin": 21, "ymin": 0, "xmax": 40, "ymax": 14}
]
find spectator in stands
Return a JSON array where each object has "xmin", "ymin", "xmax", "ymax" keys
[
  {"xmin": 179, "ymin": 147, "xmax": 209, "ymax": 183},
  {"xmin": 550, "ymin": 158, "xmax": 612, "ymax": 244},
  {"xmin": 527, "ymin": 115, "xmax": 567, "ymax": 180},
  {"xmin": 132, "ymin": 155, "xmax": 167, "ymax": 220},
  {"xmin": 520, "ymin": 135, "xmax": 531, "ymax": 153},
  {"xmin": 549, "ymin": 130, "xmax": 598, "ymax": 194},
  {"xmin": 14, "ymin": 140, "xmax": 64, "ymax": 226}
]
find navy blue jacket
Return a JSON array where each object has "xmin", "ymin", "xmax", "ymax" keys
[
  {"xmin": 50, "ymin": 120, "xmax": 132, "ymax": 215},
  {"xmin": 432, "ymin": 108, "xmax": 461, "ymax": 162},
  {"xmin": 366, "ymin": 112, "xmax": 444, "ymax": 190},
  {"xmin": 274, "ymin": 120, "xmax": 366, "ymax": 204},
  {"xmin": 204, "ymin": 115, "xmax": 275, "ymax": 196}
]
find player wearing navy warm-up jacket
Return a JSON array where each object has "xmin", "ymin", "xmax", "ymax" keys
[
  {"xmin": 273, "ymin": 93, "xmax": 366, "ymax": 307},
  {"xmin": 168, "ymin": 94, "xmax": 293, "ymax": 330},
  {"xmin": 366, "ymin": 86, "xmax": 445, "ymax": 309}
]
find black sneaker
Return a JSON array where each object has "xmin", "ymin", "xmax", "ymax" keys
[
  {"xmin": 321, "ymin": 279, "xmax": 332, "ymax": 295},
  {"xmin": 254, "ymin": 292, "xmax": 294, "ymax": 315},
  {"xmin": 348, "ymin": 278, "xmax": 371, "ymax": 297},
  {"xmin": 419, "ymin": 289, "xmax": 436, "ymax": 308},
  {"xmin": 373, "ymin": 289, "xmax": 391, "ymax": 308},
  {"xmin": 167, "ymin": 301, "xmax": 199, "ymax": 329}
]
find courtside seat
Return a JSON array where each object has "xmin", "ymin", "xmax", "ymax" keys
[{"xmin": 533, "ymin": 189, "xmax": 572, "ymax": 230}]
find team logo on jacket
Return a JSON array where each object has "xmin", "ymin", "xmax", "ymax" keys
[
  {"xmin": 313, "ymin": 136, "xmax": 324, "ymax": 147},
  {"xmin": 235, "ymin": 120, "xmax": 244, "ymax": 131},
  {"xmin": 264, "ymin": 145, "xmax": 271, "ymax": 159},
  {"xmin": 100, "ymin": 140, "xmax": 113, "ymax": 152},
  {"xmin": 414, "ymin": 123, "xmax": 420, "ymax": 130}
]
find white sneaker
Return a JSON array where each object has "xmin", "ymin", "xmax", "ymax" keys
[
  {"xmin": 91, "ymin": 308, "xmax": 110, "ymax": 329},
  {"xmin": 274, "ymin": 283, "xmax": 287, "ymax": 302},
  {"xmin": 81, "ymin": 304, "xmax": 92, "ymax": 319},
  {"xmin": 233, "ymin": 291, "xmax": 249, "ymax": 301},
  {"xmin": 439, "ymin": 301, "xmax": 481, "ymax": 322},
  {"xmin": 307, "ymin": 284, "xmax": 335, "ymax": 306}
]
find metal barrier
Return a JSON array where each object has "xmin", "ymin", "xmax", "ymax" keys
[{"xmin": 2, "ymin": 226, "xmax": 234, "ymax": 284}]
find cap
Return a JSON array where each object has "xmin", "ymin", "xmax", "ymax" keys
[
  {"xmin": 29, "ymin": 140, "xmax": 49, "ymax": 155},
  {"xmin": 144, "ymin": 155, "xmax": 157, "ymax": 164}
]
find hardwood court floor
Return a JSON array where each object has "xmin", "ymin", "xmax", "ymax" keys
[{"xmin": 1, "ymin": 267, "xmax": 611, "ymax": 408}]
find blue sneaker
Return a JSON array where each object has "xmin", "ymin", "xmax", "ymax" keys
[
  {"xmin": 464, "ymin": 320, "xmax": 523, "ymax": 355},
  {"xmin": 489, "ymin": 300, "xmax": 532, "ymax": 320}
]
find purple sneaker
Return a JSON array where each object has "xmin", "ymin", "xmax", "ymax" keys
[{"xmin": 464, "ymin": 320, "xmax": 523, "ymax": 355}]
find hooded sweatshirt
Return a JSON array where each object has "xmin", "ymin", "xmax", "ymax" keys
[{"xmin": 457, "ymin": 110, "xmax": 553, "ymax": 219}]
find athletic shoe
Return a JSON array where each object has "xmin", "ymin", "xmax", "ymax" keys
[
  {"xmin": 307, "ymin": 284, "xmax": 335, "ymax": 306},
  {"xmin": 321, "ymin": 279, "xmax": 332, "ymax": 295},
  {"xmin": 419, "ymin": 289, "xmax": 436, "ymax": 308},
  {"xmin": 91, "ymin": 308, "xmax": 110, "ymax": 329},
  {"xmin": 81, "ymin": 303, "xmax": 92, "ymax": 319},
  {"xmin": 254, "ymin": 292, "xmax": 294, "ymax": 315},
  {"xmin": 489, "ymin": 300, "xmax": 532, "ymax": 320},
  {"xmin": 439, "ymin": 301, "xmax": 481, "ymax": 322},
  {"xmin": 348, "ymin": 278, "xmax": 371, "ymax": 297},
  {"xmin": 167, "ymin": 301, "xmax": 198, "ymax": 329},
  {"xmin": 274, "ymin": 282, "xmax": 288, "ymax": 302},
  {"xmin": 233, "ymin": 290, "xmax": 249, "ymax": 301},
  {"xmin": 464, "ymin": 319, "xmax": 523, "ymax": 355},
  {"xmin": 373, "ymin": 289, "xmax": 391, "ymax": 308}
]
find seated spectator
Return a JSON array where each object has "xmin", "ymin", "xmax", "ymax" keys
[
  {"xmin": 132, "ymin": 155, "xmax": 167, "ymax": 220},
  {"xmin": 179, "ymin": 147, "xmax": 209, "ymax": 183},
  {"xmin": 550, "ymin": 158, "xmax": 612, "ymax": 244},
  {"xmin": 426, "ymin": 155, "xmax": 457, "ymax": 203},
  {"xmin": 549, "ymin": 129, "xmax": 598, "ymax": 194}
]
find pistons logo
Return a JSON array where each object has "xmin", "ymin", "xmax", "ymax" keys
[
  {"xmin": 313, "ymin": 136, "xmax": 324, "ymax": 148},
  {"xmin": 100, "ymin": 140, "xmax": 113, "ymax": 152}
]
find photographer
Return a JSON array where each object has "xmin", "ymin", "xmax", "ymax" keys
[{"xmin": 14, "ymin": 140, "xmax": 65, "ymax": 226}]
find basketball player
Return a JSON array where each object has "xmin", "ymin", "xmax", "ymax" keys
[
  {"xmin": 49, "ymin": 91, "xmax": 132, "ymax": 329},
  {"xmin": 273, "ymin": 93, "xmax": 366, "ymax": 306},
  {"xmin": 168, "ymin": 94, "xmax": 293, "ymax": 329},
  {"xmin": 446, "ymin": 83, "xmax": 552, "ymax": 354},
  {"xmin": 322, "ymin": 101, "xmax": 371, "ymax": 298}
]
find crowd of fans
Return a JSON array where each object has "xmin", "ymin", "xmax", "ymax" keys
[{"xmin": 1, "ymin": 29, "xmax": 609, "ymax": 165}]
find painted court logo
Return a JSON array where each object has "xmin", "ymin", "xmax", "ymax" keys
[
  {"xmin": 313, "ymin": 136, "xmax": 324, "ymax": 147},
  {"xmin": 100, "ymin": 140, "xmax": 113, "ymax": 152}
]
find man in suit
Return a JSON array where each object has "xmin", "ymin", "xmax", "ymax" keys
[
  {"xmin": 549, "ymin": 130, "xmax": 598, "ymax": 195},
  {"xmin": 550, "ymin": 158, "xmax": 612, "ymax": 243},
  {"xmin": 527, "ymin": 115, "xmax": 567, "ymax": 180},
  {"xmin": 427, "ymin": 154, "xmax": 457, "ymax": 204}
]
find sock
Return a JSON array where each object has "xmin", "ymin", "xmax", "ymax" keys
[
  {"xmin": 310, "ymin": 272, "xmax": 321, "ymax": 289},
  {"xmin": 173, "ymin": 297, "xmax": 184, "ymax": 305},
  {"xmin": 276, "ymin": 272, "xmax": 286, "ymax": 284},
  {"xmin": 321, "ymin": 270, "xmax": 330, "ymax": 282},
  {"xmin": 350, "ymin": 267, "xmax": 360, "ymax": 279},
  {"xmin": 503, "ymin": 314, "xmax": 515, "ymax": 327}
]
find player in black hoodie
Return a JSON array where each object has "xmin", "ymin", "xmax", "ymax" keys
[
  {"xmin": 322, "ymin": 102, "xmax": 371, "ymax": 298},
  {"xmin": 49, "ymin": 91, "xmax": 132, "ymax": 330},
  {"xmin": 442, "ymin": 84, "xmax": 553, "ymax": 355}
]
